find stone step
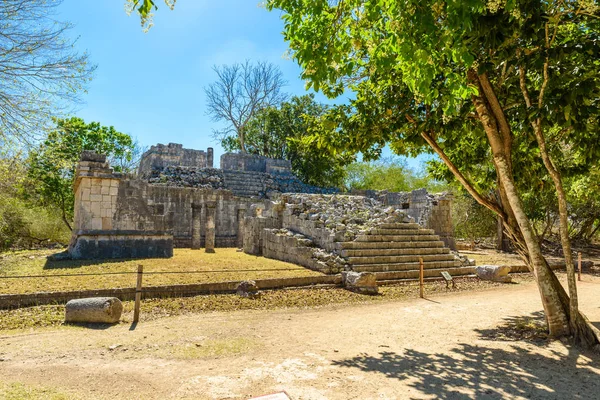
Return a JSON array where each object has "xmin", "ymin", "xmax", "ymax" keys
[
  {"xmin": 372, "ymin": 223, "xmax": 422, "ymax": 230},
  {"xmin": 373, "ymin": 267, "xmax": 476, "ymax": 281},
  {"xmin": 367, "ymin": 228, "xmax": 435, "ymax": 236},
  {"xmin": 339, "ymin": 240, "xmax": 447, "ymax": 250},
  {"xmin": 341, "ymin": 247, "xmax": 450, "ymax": 258},
  {"xmin": 351, "ymin": 260, "xmax": 462, "ymax": 272},
  {"xmin": 377, "ymin": 223, "xmax": 424, "ymax": 229},
  {"xmin": 347, "ymin": 253, "xmax": 456, "ymax": 265},
  {"xmin": 354, "ymin": 234, "xmax": 440, "ymax": 242}
]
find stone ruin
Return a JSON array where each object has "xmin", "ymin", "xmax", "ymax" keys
[{"xmin": 67, "ymin": 143, "xmax": 474, "ymax": 281}]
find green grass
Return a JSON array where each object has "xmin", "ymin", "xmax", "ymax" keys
[
  {"xmin": 0, "ymin": 248, "xmax": 322, "ymax": 295},
  {"xmin": 0, "ymin": 382, "xmax": 77, "ymax": 400}
]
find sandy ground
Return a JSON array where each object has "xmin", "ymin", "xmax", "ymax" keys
[{"xmin": 1, "ymin": 276, "xmax": 599, "ymax": 400}]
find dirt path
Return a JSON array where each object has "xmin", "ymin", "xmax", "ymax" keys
[{"xmin": 1, "ymin": 277, "xmax": 599, "ymax": 399}]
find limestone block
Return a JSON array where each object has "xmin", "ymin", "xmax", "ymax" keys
[
  {"xmin": 110, "ymin": 179, "xmax": 119, "ymax": 187},
  {"xmin": 81, "ymin": 188, "xmax": 91, "ymax": 201},
  {"xmin": 91, "ymin": 217, "xmax": 103, "ymax": 230},
  {"xmin": 475, "ymin": 265, "xmax": 512, "ymax": 283},
  {"xmin": 236, "ymin": 280, "xmax": 260, "ymax": 298},
  {"xmin": 342, "ymin": 271, "xmax": 378, "ymax": 294},
  {"xmin": 90, "ymin": 194, "xmax": 102, "ymax": 203},
  {"xmin": 65, "ymin": 297, "xmax": 123, "ymax": 324},
  {"xmin": 109, "ymin": 187, "xmax": 118, "ymax": 196},
  {"xmin": 102, "ymin": 217, "xmax": 112, "ymax": 230},
  {"xmin": 91, "ymin": 186, "xmax": 101, "ymax": 195},
  {"xmin": 102, "ymin": 195, "xmax": 111, "ymax": 203},
  {"xmin": 101, "ymin": 185, "xmax": 110, "ymax": 195},
  {"xmin": 91, "ymin": 202, "xmax": 101, "ymax": 216}
]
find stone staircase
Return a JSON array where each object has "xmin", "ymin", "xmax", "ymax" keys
[
  {"xmin": 223, "ymin": 170, "xmax": 271, "ymax": 197},
  {"xmin": 339, "ymin": 222, "xmax": 475, "ymax": 283}
]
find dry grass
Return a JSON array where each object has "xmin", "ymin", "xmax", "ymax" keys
[
  {"xmin": 0, "ymin": 276, "xmax": 535, "ymax": 332},
  {"xmin": 0, "ymin": 248, "xmax": 322, "ymax": 295}
]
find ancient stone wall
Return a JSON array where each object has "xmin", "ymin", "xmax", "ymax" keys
[
  {"xmin": 69, "ymin": 152, "xmax": 173, "ymax": 259},
  {"xmin": 70, "ymin": 144, "xmax": 456, "ymax": 261},
  {"xmin": 220, "ymin": 152, "xmax": 292, "ymax": 174},
  {"xmin": 138, "ymin": 143, "xmax": 213, "ymax": 176}
]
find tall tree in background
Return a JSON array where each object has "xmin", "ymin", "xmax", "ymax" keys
[
  {"xmin": 346, "ymin": 157, "xmax": 447, "ymax": 193},
  {"xmin": 27, "ymin": 118, "xmax": 134, "ymax": 230},
  {"xmin": 267, "ymin": 0, "xmax": 600, "ymax": 347},
  {"xmin": 205, "ymin": 61, "xmax": 288, "ymax": 153},
  {"xmin": 222, "ymin": 94, "xmax": 353, "ymax": 187},
  {"xmin": 0, "ymin": 0, "xmax": 95, "ymax": 145}
]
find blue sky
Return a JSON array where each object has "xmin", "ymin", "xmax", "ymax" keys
[{"xmin": 57, "ymin": 0, "xmax": 429, "ymax": 170}]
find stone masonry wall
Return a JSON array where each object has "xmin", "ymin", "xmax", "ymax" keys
[{"xmin": 138, "ymin": 143, "xmax": 213, "ymax": 177}]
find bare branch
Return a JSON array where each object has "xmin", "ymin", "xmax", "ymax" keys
[{"xmin": 204, "ymin": 61, "xmax": 288, "ymax": 152}]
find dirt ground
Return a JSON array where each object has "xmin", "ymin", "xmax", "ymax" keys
[{"xmin": 1, "ymin": 276, "xmax": 599, "ymax": 400}]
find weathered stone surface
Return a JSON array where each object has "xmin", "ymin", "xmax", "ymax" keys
[
  {"xmin": 65, "ymin": 297, "xmax": 123, "ymax": 324},
  {"xmin": 236, "ymin": 280, "xmax": 260, "ymax": 298},
  {"xmin": 342, "ymin": 271, "xmax": 378, "ymax": 294},
  {"xmin": 475, "ymin": 265, "xmax": 512, "ymax": 283}
]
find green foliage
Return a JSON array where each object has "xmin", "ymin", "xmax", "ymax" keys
[
  {"xmin": 452, "ymin": 194, "xmax": 497, "ymax": 242},
  {"xmin": 0, "ymin": 154, "xmax": 69, "ymax": 251},
  {"xmin": 26, "ymin": 117, "xmax": 134, "ymax": 230},
  {"xmin": 345, "ymin": 157, "xmax": 448, "ymax": 193},
  {"xmin": 267, "ymin": 0, "xmax": 600, "ymax": 235},
  {"xmin": 125, "ymin": 0, "xmax": 176, "ymax": 31},
  {"xmin": 222, "ymin": 94, "xmax": 354, "ymax": 188}
]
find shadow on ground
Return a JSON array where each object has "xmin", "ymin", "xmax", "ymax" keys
[{"xmin": 333, "ymin": 312, "xmax": 600, "ymax": 399}]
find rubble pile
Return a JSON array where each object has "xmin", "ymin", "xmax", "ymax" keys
[{"xmin": 283, "ymin": 194, "xmax": 413, "ymax": 240}]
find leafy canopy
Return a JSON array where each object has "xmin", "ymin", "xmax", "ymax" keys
[{"xmin": 27, "ymin": 118, "xmax": 134, "ymax": 229}]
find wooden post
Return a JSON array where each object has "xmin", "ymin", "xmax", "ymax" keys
[
  {"xmin": 133, "ymin": 265, "xmax": 143, "ymax": 323},
  {"xmin": 419, "ymin": 257, "xmax": 424, "ymax": 298},
  {"xmin": 578, "ymin": 252, "xmax": 582, "ymax": 282}
]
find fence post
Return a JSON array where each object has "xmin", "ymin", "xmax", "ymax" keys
[
  {"xmin": 133, "ymin": 265, "xmax": 143, "ymax": 323},
  {"xmin": 419, "ymin": 257, "xmax": 424, "ymax": 299},
  {"xmin": 578, "ymin": 252, "xmax": 582, "ymax": 282}
]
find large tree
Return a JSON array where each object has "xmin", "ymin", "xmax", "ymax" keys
[
  {"xmin": 205, "ymin": 61, "xmax": 288, "ymax": 153},
  {"xmin": 27, "ymin": 118, "xmax": 134, "ymax": 230},
  {"xmin": 222, "ymin": 94, "xmax": 353, "ymax": 187},
  {"xmin": 0, "ymin": 0, "xmax": 95, "ymax": 145},
  {"xmin": 266, "ymin": 0, "xmax": 600, "ymax": 347}
]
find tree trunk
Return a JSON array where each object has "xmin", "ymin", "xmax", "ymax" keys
[{"xmin": 469, "ymin": 69, "xmax": 571, "ymax": 336}]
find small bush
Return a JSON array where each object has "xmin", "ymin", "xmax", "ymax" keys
[{"xmin": 0, "ymin": 196, "xmax": 70, "ymax": 251}]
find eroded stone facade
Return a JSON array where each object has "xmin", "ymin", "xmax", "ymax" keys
[{"xmin": 68, "ymin": 144, "xmax": 456, "ymax": 265}]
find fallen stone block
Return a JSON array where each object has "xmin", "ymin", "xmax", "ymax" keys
[
  {"xmin": 475, "ymin": 265, "xmax": 512, "ymax": 283},
  {"xmin": 342, "ymin": 271, "xmax": 378, "ymax": 294},
  {"xmin": 65, "ymin": 297, "xmax": 123, "ymax": 324},
  {"xmin": 236, "ymin": 280, "xmax": 261, "ymax": 298}
]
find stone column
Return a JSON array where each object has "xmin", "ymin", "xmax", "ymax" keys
[
  {"xmin": 236, "ymin": 205, "xmax": 246, "ymax": 249},
  {"xmin": 205, "ymin": 201, "xmax": 216, "ymax": 253},
  {"xmin": 191, "ymin": 203, "xmax": 202, "ymax": 249},
  {"xmin": 207, "ymin": 147, "xmax": 214, "ymax": 168}
]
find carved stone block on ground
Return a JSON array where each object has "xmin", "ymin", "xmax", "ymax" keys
[
  {"xmin": 475, "ymin": 265, "xmax": 512, "ymax": 283},
  {"xmin": 342, "ymin": 271, "xmax": 379, "ymax": 294},
  {"xmin": 65, "ymin": 297, "xmax": 123, "ymax": 324},
  {"xmin": 236, "ymin": 280, "xmax": 260, "ymax": 298}
]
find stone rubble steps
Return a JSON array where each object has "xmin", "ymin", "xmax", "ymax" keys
[
  {"xmin": 351, "ymin": 260, "xmax": 462, "ymax": 272},
  {"xmin": 223, "ymin": 171, "xmax": 269, "ymax": 197},
  {"xmin": 341, "ymin": 221, "xmax": 474, "ymax": 282}
]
